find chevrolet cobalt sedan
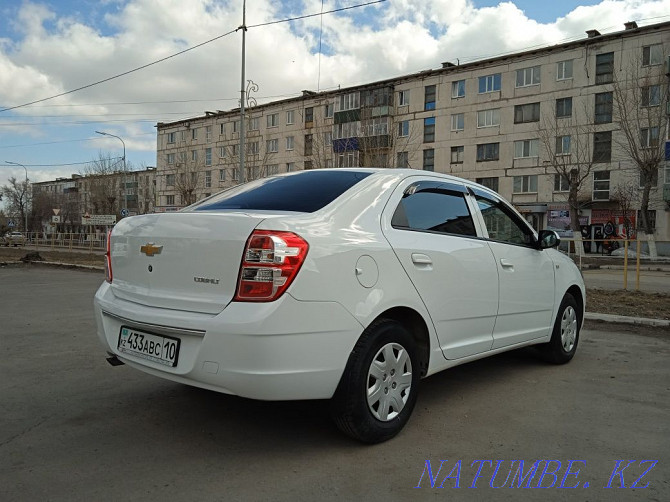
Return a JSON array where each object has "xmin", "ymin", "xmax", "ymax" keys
[{"xmin": 94, "ymin": 169, "xmax": 585, "ymax": 443}]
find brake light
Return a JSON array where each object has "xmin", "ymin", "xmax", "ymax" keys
[
  {"xmin": 235, "ymin": 230, "xmax": 309, "ymax": 302},
  {"xmin": 105, "ymin": 230, "xmax": 113, "ymax": 283}
]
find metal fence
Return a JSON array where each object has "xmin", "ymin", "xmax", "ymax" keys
[{"xmin": 20, "ymin": 232, "xmax": 108, "ymax": 252}]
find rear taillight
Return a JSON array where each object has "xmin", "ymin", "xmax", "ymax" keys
[
  {"xmin": 105, "ymin": 230, "xmax": 113, "ymax": 283},
  {"xmin": 235, "ymin": 230, "xmax": 309, "ymax": 302}
]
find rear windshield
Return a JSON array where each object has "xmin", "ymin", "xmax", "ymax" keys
[{"xmin": 191, "ymin": 170, "xmax": 372, "ymax": 213}]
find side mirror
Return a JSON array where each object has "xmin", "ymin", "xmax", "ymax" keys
[{"xmin": 537, "ymin": 229, "xmax": 560, "ymax": 249}]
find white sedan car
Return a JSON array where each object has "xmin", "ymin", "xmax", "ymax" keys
[{"xmin": 94, "ymin": 168, "xmax": 585, "ymax": 443}]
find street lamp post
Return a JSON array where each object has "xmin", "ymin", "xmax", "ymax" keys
[
  {"xmin": 95, "ymin": 131, "xmax": 127, "ymax": 213},
  {"xmin": 4, "ymin": 160, "xmax": 29, "ymax": 233}
]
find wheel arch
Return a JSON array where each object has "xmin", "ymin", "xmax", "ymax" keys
[
  {"xmin": 369, "ymin": 307, "xmax": 431, "ymax": 377},
  {"xmin": 565, "ymin": 284, "xmax": 585, "ymax": 323}
]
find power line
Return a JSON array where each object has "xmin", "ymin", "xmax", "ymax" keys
[
  {"xmin": 0, "ymin": 1, "xmax": 386, "ymax": 114},
  {"xmin": 16, "ymin": 158, "xmax": 123, "ymax": 167}
]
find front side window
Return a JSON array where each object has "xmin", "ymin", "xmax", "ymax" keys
[
  {"xmin": 392, "ymin": 182, "xmax": 476, "ymax": 237},
  {"xmin": 478, "ymin": 73, "xmax": 501, "ymax": 93},
  {"xmin": 595, "ymin": 52, "xmax": 614, "ymax": 84},
  {"xmin": 451, "ymin": 80, "xmax": 465, "ymax": 98},
  {"xmin": 477, "ymin": 108, "xmax": 500, "ymax": 128},
  {"xmin": 557, "ymin": 60, "xmax": 573, "ymax": 80},
  {"xmin": 451, "ymin": 113, "xmax": 464, "ymax": 131},
  {"xmin": 514, "ymin": 139, "xmax": 539, "ymax": 158},
  {"xmin": 516, "ymin": 66, "xmax": 541, "ymax": 87},
  {"xmin": 476, "ymin": 142, "xmax": 499, "ymax": 161},
  {"xmin": 424, "ymin": 85, "xmax": 436, "ymax": 110},
  {"xmin": 475, "ymin": 194, "xmax": 534, "ymax": 246},
  {"xmin": 514, "ymin": 102, "xmax": 540, "ymax": 123},
  {"xmin": 593, "ymin": 171, "xmax": 610, "ymax": 200},
  {"xmin": 513, "ymin": 175, "xmax": 538, "ymax": 194}
]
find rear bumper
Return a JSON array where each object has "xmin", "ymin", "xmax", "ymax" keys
[{"xmin": 94, "ymin": 282, "xmax": 364, "ymax": 400}]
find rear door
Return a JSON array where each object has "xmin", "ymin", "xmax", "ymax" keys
[
  {"xmin": 470, "ymin": 188, "xmax": 555, "ymax": 348},
  {"xmin": 382, "ymin": 178, "xmax": 498, "ymax": 360}
]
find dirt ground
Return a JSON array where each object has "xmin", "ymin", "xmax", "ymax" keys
[{"xmin": 1, "ymin": 246, "xmax": 668, "ymax": 320}]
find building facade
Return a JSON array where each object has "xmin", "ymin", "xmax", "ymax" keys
[{"xmin": 155, "ymin": 21, "xmax": 670, "ymax": 241}]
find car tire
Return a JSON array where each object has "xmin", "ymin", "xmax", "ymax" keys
[
  {"xmin": 330, "ymin": 318, "xmax": 420, "ymax": 444},
  {"xmin": 540, "ymin": 293, "xmax": 580, "ymax": 364}
]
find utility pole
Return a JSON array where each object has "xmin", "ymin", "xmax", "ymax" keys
[
  {"xmin": 238, "ymin": 0, "xmax": 247, "ymax": 184},
  {"xmin": 95, "ymin": 130, "xmax": 127, "ymax": 214}
]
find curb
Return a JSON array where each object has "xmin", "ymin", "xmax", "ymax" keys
[{"xmin": 584, "ymin": 312, "xmax": 670, "ymax": 328}]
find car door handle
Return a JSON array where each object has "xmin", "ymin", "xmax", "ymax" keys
[
  {"xmin": 500, "ymin": 259, "xmax": 514, "ymax": 268},
  {"xmin": 411, "ymin": 253, "xmax": 432, "ymax": 265}
]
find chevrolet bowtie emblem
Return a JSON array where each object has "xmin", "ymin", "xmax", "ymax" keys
[{"xmin": 140, "ymin": 243, "xmax": 163, "ymax": 257}]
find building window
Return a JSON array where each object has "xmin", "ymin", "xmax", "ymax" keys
[
  {"xmin": 191, "ymin": 150, "xmax": 197, "ymax": 162},
  {"xmin": 266, "ymin": 139, "xmax": 279, "ymax": 153},
  {"xmin": 593, "ymin": 131, "xmax": 612, "ymax": 162},
  {"xmin": 423, "ymin": 117, "xmax": 435, "ymax": 143},
  {"xmin": 554, "ymin": 174, "xmax": 570, "ymax": 192},
  {"xmin": 593, "ymin": 171, "xmax": 610, "ymax": 200},
  {"xmin": 513, "ymin": 175, "xmax": 538, "ymax": 193},
  {"xmin": 191, "ymin": 128, "xmax": 197, "ymax": 140},
  {"xmin": 304, "ymin": 134, "xmax": 313, "ymax": 156},
  {"xmin": 325, "ymin": 159, "xmax": 334, "ymax": 169},
  {"xmin": 516, "ymin": 66, "xmax": 541, "ymax": 87},
  {"xmin": 451, "ymin": 113, "xmax": 464, "ymax": 131},
  {"xmin": 166, "ymin": 174, "xmax": 175, "ymax": 186},
  {"xmin": 477, "ymin": 108, "xmax": 500, "ymax": 128},
  {"xmin": 232, "ymin": 144, "xmax": 239, "ymax": 156},
  {"xmin": 424, "ymin": 85, "xmax": 436, "ymax": 110},
  {"xmin": 305, "ymin": 107, "xmax": 314, "ymax": 123},
  {"xmin": 556, "ymin": 97, "xmax": 572, "ymax": 118},
  {"xmin": 219, "ymin": 146, "xmax": 226, "ymax": 158},
  {"xmin": 248, "ymin": 117, "xmax": 259, "ymax": 131},
  {"xmin": 642, "ymin": 44, "xmax": 663, "ymax": 66},
  {"xmin": 286, "ymin": 136, "xmax": 294, "ymax": 151},
  {"xmin": 514, "ymin": 139, "xmax": 539, "ymax": 158},
  {"xmin": 556, "ymin": 60, "xmax": 573, "ymax": 80},
  {"xmin": 333, "ymin": 121, "xmax": 360, "ymax": 140},
  {"xmin": 325, "ymin": 103, "xmax": 334, "ymax": 118},
  {"xmin": 476, "ymin": 177, "xmax": 499, "ymax": 192},
  {"xmin": 397, "ymin": 151, "xmax": 409, "ymax": 168},
  {"xmin": 478, "ymin": 73, "xmax": 501, "ymax": 93},
  {"xmin": 167, "ymin": 132, "xmax": 176, "ymax": 143},
  {"xmin": 286, "ymin": 162, "xmax": 295, "ymax": 172},
  {"xmin": 398, "ymin": 120, "xmax": 409, "ymax": 137},
  {"xmin": 594, "ymin": 92, "xmax": 613, "ymax": 123},
  {"xmin": 476, "ymin": 142, "xmax": 499, "ymax": 161},
  {"xmin": 637, "ymin": 210, "xmax": 656, "ymax": 231},
  {"xmin": 451, "ymin": 80, "xmax": 465, "ymax": 98},
  {"xmin": 166, "ymin": 195, "xmax": 175, "ymax": 206},
  {"xmin": 205, "ymin": 170, "xmax": 211, "ymax": 188},
  {"xmin": 219, "ymin": 123, "xmax": 225, "ymax": 136},
  {"xmin": 595, "ymin": 52, "xmax": 614, "ymax": 84},
  {"xmin": 639, "ymin": 169, "xmax": 658, "ymax": 188},
  {"xmin": 180, "ymin": 130, "xmax": 187, "ymax": 142},
  {"xmin": 286, "ymin": 110, "xmax": 294, "ymax": 125},
  {"xmin": 451, "ymin": 146, "xmax": 464, "ymax": 164},
  {"xmin": 219, "ymin": 169, "xmax": 226, "ymax": 182},
  {"xmin": 205, "ymin": 148, "xmax": 212, "ymax": 166},
  {"xmin": 267, "ymin": 113, "xmax": 279, "ymax": 128},
  {"xmin": 514, "ymin": 102, "xmax": 540, "ymax": 123},
  {"xmin": 233, "ymin": 120, "xmax": 240, "ymax": 133},
  {"xmin": 337, "ymin": 151, "xmax": 358, "ymax": 168},
  {"xmin": 556, "ymin": 135, "xmax": 571, "ymax": 155},
  {"xmin": 167, "ymin": 153, "xmax": 175, "ymax": 165},
  {"xmin": 206, "ymin": 126, "xmax": 212, "ymax": 142},
  {"xmin": 398, "ymin": 89, "xmax": 410, "ymax": 106},
  {"xmin": 231, "ymin": 169, "xmax": 238, "ymax": 181},
  {"xmin": 266, "ymin": 164, "xmax": 279, "ymax": 175},
  {"xmin": 324, "ymin": 131, "xmax": 332, "ymax": 146},
  {"xmin": 423, "ymin": 149, "xmax": 435, "ymax": 171},
  {"xmin": 247, "ymin": 141, "xmax": 259, "ymax": 155},
  {"xmin": 640, "ymin": 127, "xmax": 659, "ymax": 148},
  {"xmin": 641, "ymin": 85, "xmax": 661, "ymax": 107},
  {"xmin": 336, "ymin": 92, "xmax": 360, "ymax": 111}
]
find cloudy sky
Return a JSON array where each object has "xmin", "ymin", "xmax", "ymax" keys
[{"xmin": 1, "ymin": 0, "xmax": 669, "ymax": 184}]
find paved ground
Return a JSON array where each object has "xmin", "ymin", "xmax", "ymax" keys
[
  {"xmin": 582, "ymin": 268, "xmax": 670, "ymax": 293},
  {"xmin": 1, "ymin": 267, "xmax": 668, "ymax": 502}
]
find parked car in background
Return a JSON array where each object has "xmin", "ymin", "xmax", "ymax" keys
[
  {"xmin": 3, "ymin": 231, "xmax": 26, "ymax": 247},
  {"xmin": 94, "ymin": 168, "xmax": 585, "ymax": 443}
]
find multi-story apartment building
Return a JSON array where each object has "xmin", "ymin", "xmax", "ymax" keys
[
  {"xmin": 156, "ymin": 21, "xmax": 670, "ymax": 242},
  {"xmin": 32, "ymin": 167, "xmax": 157, "ymax": 232}
]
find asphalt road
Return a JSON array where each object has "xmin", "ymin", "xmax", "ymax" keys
[
  {"xmin": 582, "ymin": 268, "xmax": 670, "ymax": 293},
  {"xmin": 1, "ymin": 266, "xmax": 668, "ymax": 502}
]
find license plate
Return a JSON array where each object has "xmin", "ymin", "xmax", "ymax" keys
[{"xmin": 118, "ymin": 327, "xmax": 180, "ymax": 367}]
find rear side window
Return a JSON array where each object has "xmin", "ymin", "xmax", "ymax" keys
[
  {"xmin": 392, "ymin": 182, "xmax": 476, "ymax": 237},
  {"xmin": 191, "ymin": 170, "xmax": 371, "ymax": 213}
]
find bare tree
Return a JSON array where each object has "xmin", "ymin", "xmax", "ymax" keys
[
  {"xmin": 539, "ymin": 99, "xmax": 598, "ymax": 255},
  {"xmin": 0, "ymin": 176, "xmax": 32, "ymax": 232},
  {"xmin": 611, "ymin": 43, "xmax": 669, "ymax": 257},
  {"xmin": 611, "ymin": 178, "xmax": 638, "ymax": 241},
  {"xmin": 81, "ymin": 151, "xmax": 127, "ymax": 215}
]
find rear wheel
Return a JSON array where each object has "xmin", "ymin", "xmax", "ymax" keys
[
  {"xmin": 331, "ymin": 319, "xmax": 420, "ymax": 443},
  {"xmin": 540, "ymin": 293, "xmax": 580, "ymax": 364}
]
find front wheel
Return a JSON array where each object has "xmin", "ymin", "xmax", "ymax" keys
[
  {"xmin": 331, "ymin": 319, "xmax": 420, "ymax": 443},
  {"xmin": 540, "ymin": 293, "xmax": 581, "ymax": 364}
]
